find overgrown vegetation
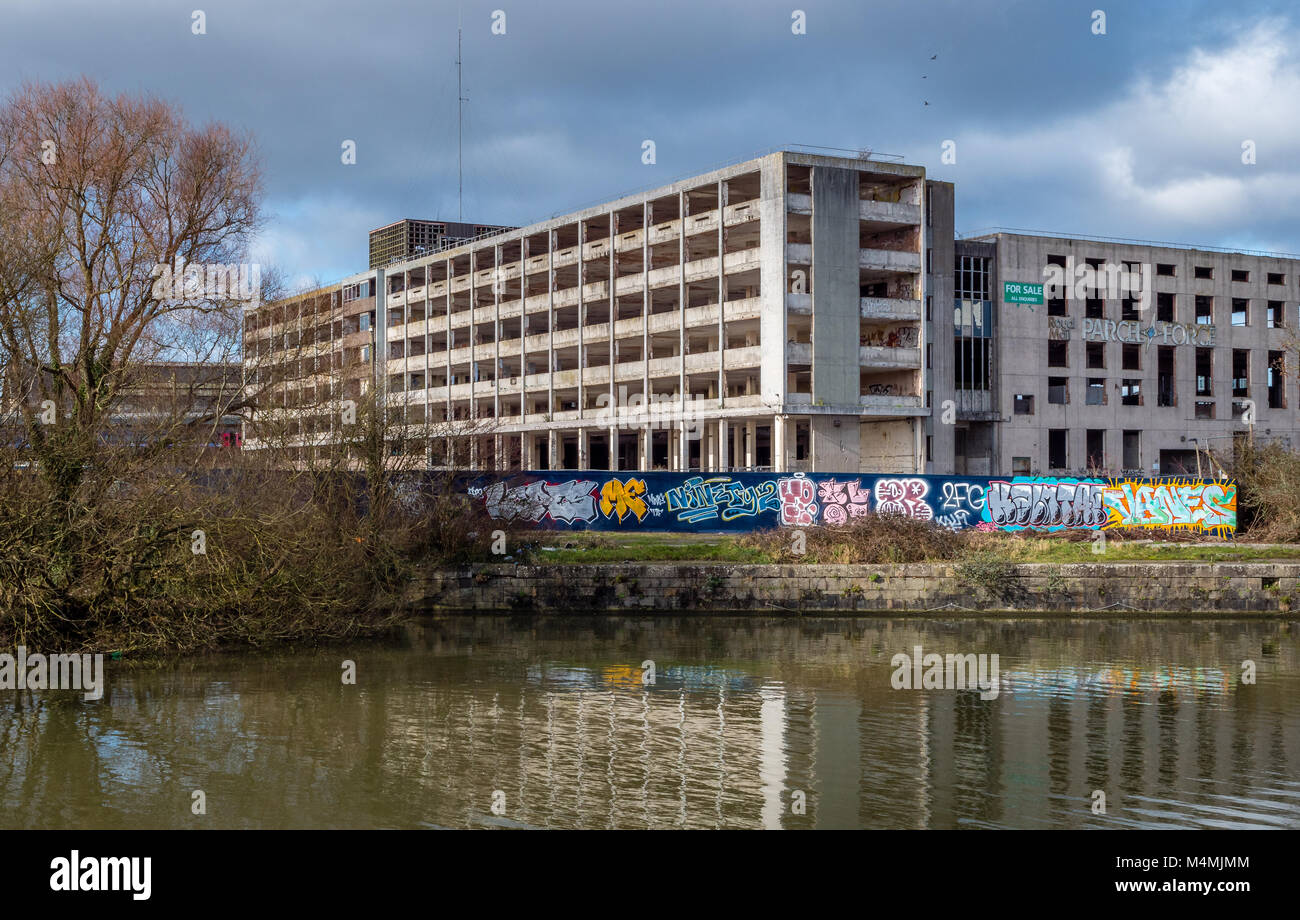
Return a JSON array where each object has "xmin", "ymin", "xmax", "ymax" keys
[
  {"xmin": 741, "ymin": 513, "xmax": 966, "ymax": 564},
  {"xmin": 1227, "ymin": 440, "xmax": 1300, "ymax": 542},
  {"xmin": 0, "ymin": 79, "xmax": 511, "ymax": 654}
]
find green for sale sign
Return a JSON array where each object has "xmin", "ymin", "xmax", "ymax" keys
[{"xmin": 1004, "ymin": 281, "xmax": 1044, "ymax": 305}]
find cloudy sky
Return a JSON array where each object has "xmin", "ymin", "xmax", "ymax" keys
[{"xmin": 5, "ymin": 0, "xmax": 1298, "ymax": 288}]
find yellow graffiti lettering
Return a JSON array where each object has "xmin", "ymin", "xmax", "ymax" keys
[{"xmin": 599, "ymin": 478, "xmax": 648, "ymax": 522}]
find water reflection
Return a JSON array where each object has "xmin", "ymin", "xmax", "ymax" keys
[{"xmin": 0, "ymin": 617, "xmax": 1297, "ymax": 829}]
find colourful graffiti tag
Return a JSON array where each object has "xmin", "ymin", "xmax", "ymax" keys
[
  {"xmin": 1102, "ymin": 479, "xmax": 1236, "ymax": 533},
  {"xmin": 817, "ymin": 478, "xmax": 873, "ymax": 524},
  {"xmin": 778, "ymin": 474, "xmax": 818, "ymax": 526},
  {"xmin": 664, "ymin": 476, "xmax": 779, "ymax": 524},
  {"xmin": 464, "ymin": 472, "xmax": 1237, "ymax": 535},
  {"xmin": 599, "ymin": 478, "xmax": 649, "ymax": 522},
  {"xmin": 873, "ymin": 477, "xmax": 934, "ymax": 520}
]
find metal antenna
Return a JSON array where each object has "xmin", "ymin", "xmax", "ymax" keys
[{"xmin": 456, "ymin": 14, "xmax": 466, "ymax": 221}]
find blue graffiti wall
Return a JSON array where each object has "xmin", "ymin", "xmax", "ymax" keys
[{"xmin": 463, "ymin": 471, "xmax": 1237, "ymax": 534}]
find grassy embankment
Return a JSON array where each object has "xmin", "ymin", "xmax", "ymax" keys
[{"xmin": 524, "ymin": 528, "xmax": 1300, "ymax": 565}]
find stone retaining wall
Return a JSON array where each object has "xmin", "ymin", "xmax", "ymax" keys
[{"xmin": 408, "ymin": 562, "xmax": 1300, "ymax": 615}]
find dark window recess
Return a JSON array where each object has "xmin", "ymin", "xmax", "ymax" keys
[
  {"xmin": 1196, "ymin": 347, "xmax": 1213, "ymax": 396},
  {"xmin": 1157, "ymin": 346, "xmax": 1175, "ymax": 407},
  {"xmin": 1121, "ymin": 298, "xmax": 1139, "ymax": 320},
  {"xmin": 1122, "ymin": 344, "xmax": 1141, "ymax": 370},
  {"xmin": 1085, "ymin": 297, "xmax": 1103, "ymax": 318},
  {"xmin": 1121, "ymin": 379, "xmax": 1142, "ymax": 406},
  {"xmin": 1233, "ymin": 350, "xmax": 1249, "ymax": 397},
  {"xmin": 1196, "ymin": 295, "xmax": 1214, "ymax": 324},
  {"xmin": 1048, "ymin": 429, "xmax": 1067, "ymax": 470},
  {"xmin": 1048, "ymin": 377, "xmax": 1069, "ymax": 404},
  {"xmin": 1268, "ymin": 351, "xmax": 1285, "ymax": 409},
  {"xmin": 1232, "ymin": 298, "xmax": 1249, "ymax": 326},
  {"xmin": 1122, "ymin": 430, "xmax": 1140, "ymax": 471},
  {"xmin": 1157, "ymin": 263, "xmax": 1176, "ymax": 277},
  {"xmin": 1013, "ymin": 393, "xmax": 1034, "ymax": 415},
  {"xmin": 1086, "ymin": 341, "xmax": 1105, "ymax": 369},
  {"xmin": 1232, "ymin": 269, "xmax": 1250, "ymax": 283},
  {"xmin": 1157, "ymin": 292, "xmax": 1175, "ymax": 323},
  {"xmin": 1267, "ymin": 272, "xmax": 1285, "ymax": 286},
  {"xmin": 1268, "ymin": 300, "xmax": 1285, "ymax": 328},
  {"xmin": 1086, "ymin": 378, "xmax": 1105, "ymax": 405},
  {"xmin": 1086, "ymin": 429, "xmax": 1105, "ymax": 469},
  {"xmin": 1048, "ymin": 341, "xmax": 1068, "ymax": 367},
  {"xmin": 1195, "ymin": 265, "xmax": 1213, "ymax": 280},
  {"xmin": 1195, "ymin": 401, "xmax": 1215, "ymax": 419},
  {"xmin": 1046, "ymin": 254, "xmax": 1068, "ymax": 310}
]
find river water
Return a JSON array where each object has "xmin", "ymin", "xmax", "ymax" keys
[{"xmin": 1, "ymin": 616, "xmax": 1297, "ymax": 829}]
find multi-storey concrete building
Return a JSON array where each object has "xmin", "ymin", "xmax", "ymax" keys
[
  {"xmin": 246, "ymin": 149, "xmax": 948, "ymax": 473},
  {"xmin": 930, "ymin": 231, "xmax": 1300, "ymax": 477}
]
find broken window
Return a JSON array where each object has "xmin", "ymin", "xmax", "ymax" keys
[
  {"xmin": 1086, "ymin": 378, "xmax": 1105, "ymax": 405},
  {"xmin": 1122, "ymin": 344, "xmax": 1141, "ymax": 370},
  {"xmin": 1013, "ymin": 393, "xmax": 1034, "ymax": 415},
  {"xmin": 1121, "ymin": 379, "xmax": 1142, "ymax": 406},
  {"xmin": 1233, "ymin": 350, "xmax": 1249, "ymax": 397},
  {"xmin": 1196, "ymin": 347, "xmax": 1213, "ymax": 396},
  {"xmin": 1232, "ymin": 269, "xmax": 1250, "ymax": 283},
  {"xmin": 1086, "ymin": 341, "xmax": 1105, "ymax": 369},
  {"xmin": 1048, "ymin": 376, "xmax": 1069, "ymax": 404},
  {"xmin": 1196, "ymin": 295, "xmax": 1214, "ymax": 325},
  {"xmin": 1157, "ymin": 346, "xmax": 1175, "ymax": 407},
  {"xmin": 1048, "ymin": 429, "xmax": 1067, "ymax": 470},
  {"xmin": 1269, "ymin": 351, "xmax": 1285, "ymax": 409},
  {"xmin": 1048, "ymin": 340, "xmax": 1068, "ymax": 367},
  {"xmin": 1157, "ymin": 292, "xmax": 1175, "ymax": 323},
  {"xmin": 1086, "ymin": 429, "xmax": 1105, "ymax": 468},
  {"xmin": 1195, "ymin": 265, "xmax": 1213, "ymax": 280},
  {"xmin": 1232, "ymin": 298, "xmax": 1249, "ymax": 326}
]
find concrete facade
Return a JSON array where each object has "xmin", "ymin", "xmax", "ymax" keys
[
  {"xmin": 245, "ymin": 150, "xmax": 945, "ymax": 474},
  {"xmin": 928, "ymin": 232, "xmax": 1300, "ymax": 477}
]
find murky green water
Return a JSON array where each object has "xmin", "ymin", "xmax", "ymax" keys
[{"xmin": 1, "ymin": 616, "xmax": 1297, "ymax": 829}]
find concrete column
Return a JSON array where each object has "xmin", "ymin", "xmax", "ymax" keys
[
  {"xmin": 578, "ymin": 428, "xmax": 588, "ymax": 469},
  {"xmin": 680, "ymin": 420, "xmax": 691, "ymax": 471},
  {"xmin": 718, "ymin": 418, "xmax": 730, "ymax": 471},
  {"xmin": 576, "ymin": 221, "xmax": 586, "ymax": 420},
  {"xmin": 445, "ymin": 258, "xmax": 453, "ymax": 438},
  {"xmin": 609, "ymin": 425, "xmax": 619, "ymax": 471},
  {"xmin": 547, "ymin": 229, "xmax": 556, "ymax": 420},
  {"xmin": 493, "ymin": 245, "xmax": 501, "ymax": 422},
  {"xmin": 773, "ymin": 415, "xmax": 786, "ymax": 472},
  {"xmin": 746, "ymin": 420, "xmax": 756, "ymax": 468},
  {"xmin": 548, "ymin": 430, "xmax": 559, "ymax": 470}
]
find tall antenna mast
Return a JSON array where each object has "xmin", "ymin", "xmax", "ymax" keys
[{"xmin": 456, "ymin": 16, "xmax": 465, "ymax": 221}]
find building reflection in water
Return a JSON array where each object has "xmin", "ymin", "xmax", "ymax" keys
[{"xmin": 0, "ymin": 617, "xmax": 1297, "ymax": 829}]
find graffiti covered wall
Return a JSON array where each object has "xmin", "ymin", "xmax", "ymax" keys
[{"xmin": 465, "ymin": 472, "xmax": 1237, "ymax": 535}]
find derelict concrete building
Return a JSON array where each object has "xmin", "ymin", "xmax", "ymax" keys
[{"xmin": 244, "ymin": 148, "xmax": 951, "ymax": 473}]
